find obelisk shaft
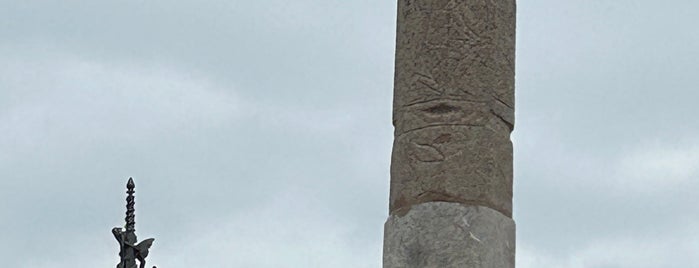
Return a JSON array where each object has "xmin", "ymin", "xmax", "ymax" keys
[{"xmin": 384, "ymin": 1, "xmax": 516, "ymax": 267}]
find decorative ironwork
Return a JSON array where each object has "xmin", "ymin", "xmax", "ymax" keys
[{"xmin": 113, "ymin": 177, "xmax": 156, "ymax": 268}]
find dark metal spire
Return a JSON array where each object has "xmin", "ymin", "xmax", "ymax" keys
[
  {"xmin": 113, "ymin": 178, "xmax": 156, "ymax": 268},
  {"xmin": 126, "ymin": 178, "xmax": 136, "ymax": 233}
]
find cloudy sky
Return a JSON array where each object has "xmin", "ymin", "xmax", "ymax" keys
[{"xmin": 1, "ymin": 0, "xmax": 699, "ymax": 267}]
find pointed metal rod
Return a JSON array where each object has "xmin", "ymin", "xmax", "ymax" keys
[{"xmin": 113, "ymin": 177, "xmax": 155, "ymax": 268}]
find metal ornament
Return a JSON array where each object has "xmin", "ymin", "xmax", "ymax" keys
[{"xmin": 113, "ymin": 178, "xmax": 156, "ymax": 268}]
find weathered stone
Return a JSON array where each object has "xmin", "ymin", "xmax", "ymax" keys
[
  {"xmin": 392, "ymin": 0, "xmax": 516, "ymax": 125},
  {"xmin": 394, "ymin": 99, "xmax": 513, "ymax": 137},
  {"xmin": 384, "ymin": 202, "xmax": 515, "ymax": 268},
  {"xmin": 390, "ymin": 0, "xmax": 515, "ymax": 214},
  {"xmin": 385, "ymin": 0, "xmax": 516, "ymax": 266},
  {"xmin": 390, "ymin": 125, "xmax": 513, "ymax": 217}
]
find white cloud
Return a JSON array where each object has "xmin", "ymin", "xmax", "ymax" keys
[
  {"xmin": 519, "ymin": 225, "xmax": 699, "ymax": 268},
  {"xmin": 0, "ymin": 49, "xmax": 241, "ymax": 162},
  {"xmin": 0, "ymin": 45, "xmax": 388, "ymax": 268},
  {"xmin": 518, "ymin": 245, "xmax": 570, "ymax": 268},
  {"xmin": 615, "ymin": 140, "xmax": 699, "ymax": 193},
  {"xmin": 151, "ymin": 188, "xmax": 382, "ymax": 268}
]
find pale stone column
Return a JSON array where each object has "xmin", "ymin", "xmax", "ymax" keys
[{"xmin": 384, "ymin": 1, "xmax": 516, "ymax": 267}]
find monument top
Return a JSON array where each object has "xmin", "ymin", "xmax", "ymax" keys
[{"xmin": 112, "ymin": 177, "xmax": 156, "ymax": 268}]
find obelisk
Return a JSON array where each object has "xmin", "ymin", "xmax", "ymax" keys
[{"xmin": 383, "ymin": 1, "xmax": 516, "ymax": 267}]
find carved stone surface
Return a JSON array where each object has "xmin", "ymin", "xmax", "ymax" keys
[
  {"xmin": 390, "ymin": 124, "xmax": 513, "ymax": 217},
  {"xmin": 385, "ymin": 0, "xmax": 516, "ymax": 266},
  {"xmin": 390, "ymin": 0, "xmax": 516, "ymax": 215},
  {"xmin": 393, "ymin": 0, "xmax": 516, "ymax": 119},
  {"xmin": 384, "ymin": 202, "xmax": 515, "ymax": 268}
]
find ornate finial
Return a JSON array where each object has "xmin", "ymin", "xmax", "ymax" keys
[
  {"xmin": 113, "ymin": 178, "xmax": 155, "ymax": 268},
  {"xmin": 126, "ymin": 177, "xmax": 136, "ymax": 233}
]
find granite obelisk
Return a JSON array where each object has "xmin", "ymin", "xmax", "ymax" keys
[{"xmin": 383, "ymin": 1, "xmax": 516, "ymax": 267}]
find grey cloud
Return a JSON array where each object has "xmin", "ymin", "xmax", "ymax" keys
[{"xmin": 2, "ymin": 0, "xmax": 699, "ymax": 267}]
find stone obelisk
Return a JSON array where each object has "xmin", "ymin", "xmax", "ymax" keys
[{"xmin": 384, "ymin": 1, "xmax": 516, "ymax": 267}]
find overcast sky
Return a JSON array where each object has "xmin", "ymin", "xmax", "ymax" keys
[{"xmin": 2, "ymin": 1, "xmax": 699, "ymax": 267}]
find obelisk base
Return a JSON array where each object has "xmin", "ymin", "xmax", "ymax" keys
[{"xmin": 383, "ymin": 202, "xmax": 515, "ymax": 268}]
